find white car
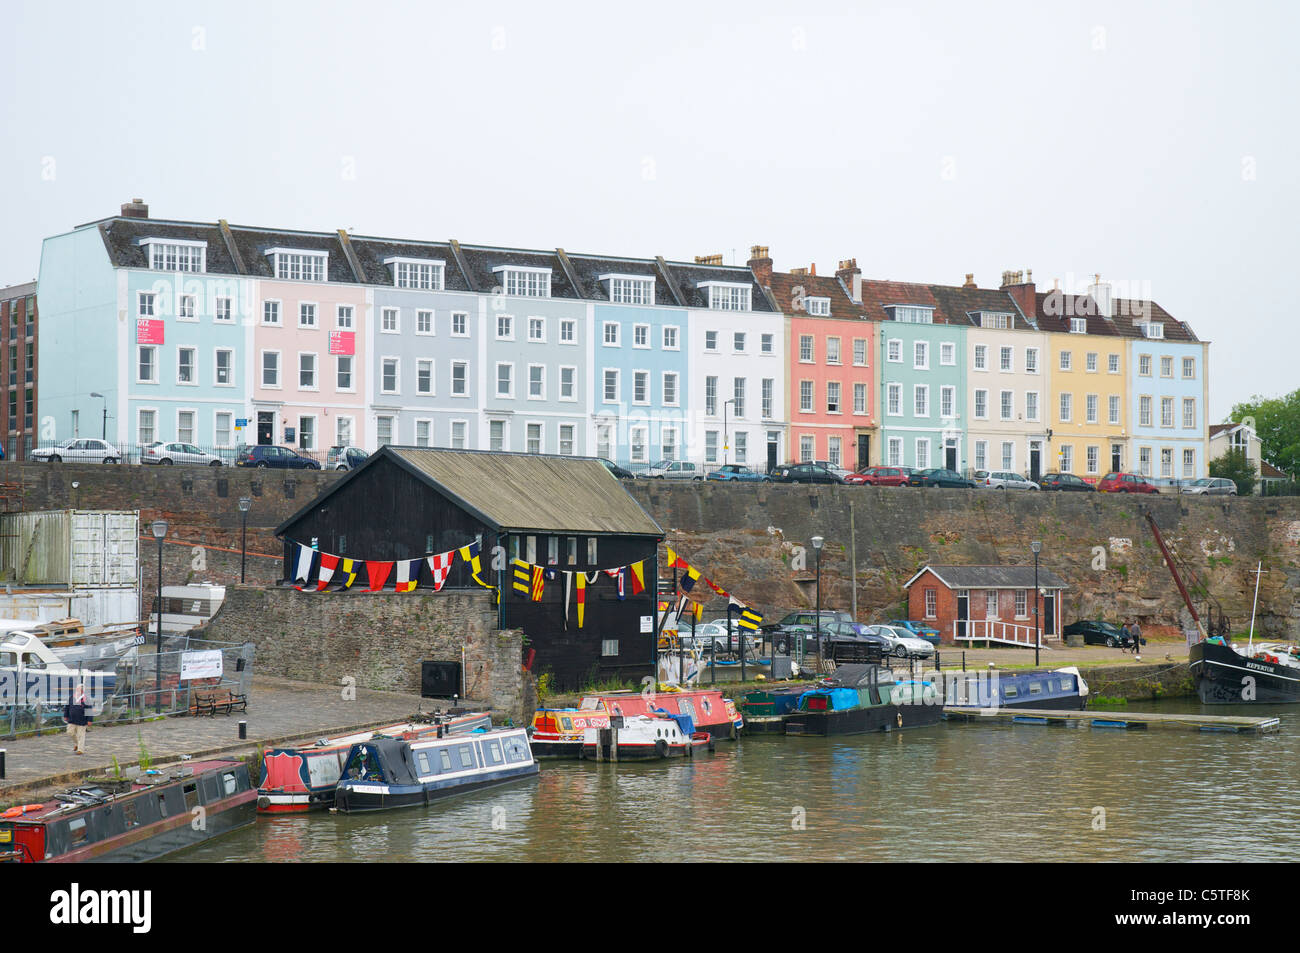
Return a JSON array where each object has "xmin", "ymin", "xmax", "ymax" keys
[
  {"xmin": 974, "ymin": 470, "xmax": 1040, "ymax": 491},
  {"xmin": 140, "ymin": 441, "xmax": 224, "ymax": 466},
  {"xmin": 31, "ymin": 438, "xmax": 122, "ymax": 464},
  {"xmin": 646, "ymin": 460, "xmax": 703, "ymax": 481},
  {"xmin": 677, "ymin": 621, "xmax": 731, "ymax": 653},
  {"xmin": 866, "ymin": 624, "xmax": 936, "ymax": 659},
  {"xmin": 1182, "ymin": 477, "xmax": 1238, "ymax": 496}
]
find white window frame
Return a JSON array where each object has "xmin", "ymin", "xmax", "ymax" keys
[
  {"xmin": 415, "ymin": 309, "xmax": 434, "ymax": 336},
  {"xmin": 298, "ymin": 302, "xmax": 319, "ymax": 329},
  {"xmin": 417, "ymin": 358, "xmax": 435, "ymax": 396},
  {"xmin": 528, "ymin": 363, "xmax": 546, "ymax": 400},
  {"xmin": 380, "ymin": 307, "xmax": 400, "ymax": 334},
  {"xmin": 261, "ymin": 299, "xmax": 281, "ymax": 326},
  {"xmin": 663, "ymin": 325, "xmax": 679, "ymax": 350},
  {"xmin": 336, "ymin": 304, "xmax": 354, "ymax": 330},
  {"xmin": 269, "ymin": 248, "xmax": 328, "ymax": 282},
  {"xmin": 380, "ymin": 356, "xmax": 399, "ymax": 395},
  {"xmin": 451, "ymin": 312, "xmax": 469, "ymax": 337},
  {"xmin": 451, "ymin": 361, "xmax": 469, "ymax": 397},
  {"xmin": 632, "ymin": 323, "xmax": 650, "ymax": 349},
  {"xmin": 336, "ymin": 354, "xmax": 354, "ymax": 393},
  {"xmin": 260, "ymin": 349, "xmax": 281, "ymax": 389},
  {"xmin": 298, "ymin": 351, "xmax": 319, "ymax": 391},
  {"xmin": 559, "ymin": 366, "xmax": 578, "ymax": 402},
  {"xmin": 176, "ymin": 346, "xmax": 197, "ymax": 386},
  {"xmin": 495, "ymin": 362, "xmax": 515, "ymax": 399},
  {"xmin": 137, "ymin": 345, "xmax": 158, "ymax": 384},
  {"xmin": 214, "ymin": 348, "xmax": 235, "ymax": 387},
  {"xmin": 384, "ymin": 257, "xmax": 446, "ymax": 290}
]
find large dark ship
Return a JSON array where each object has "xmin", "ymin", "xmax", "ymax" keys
[{"xmin": 1190, "ymin": 638, "xmax": 1300, "ymax": 704}]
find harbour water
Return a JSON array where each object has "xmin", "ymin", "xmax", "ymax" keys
[{"xmin": 166, "ymin": 699, "xmax": 1299, "ymax": 863}]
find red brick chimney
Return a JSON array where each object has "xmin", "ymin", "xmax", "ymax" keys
[
  {"xmin": 120, "ymin": 198, "xmax": 149, "ymax": 219},
  {"xmin": 999, "ymin": 267, "xmax": 1036, "ymax": 320},
  {"xmin": 747, "ymin": 245, "xmax": 772, "ymax": 285},
  {"xmin": 836, "ymin": 258, "xmax": 861, "ymax": 302}
]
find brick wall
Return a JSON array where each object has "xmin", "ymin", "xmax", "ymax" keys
[{"xmin": 193, "ymin": 584, "xmax": 534, "ymax": 723}]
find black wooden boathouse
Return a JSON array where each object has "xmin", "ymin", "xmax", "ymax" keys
[{"xmin": 274, "ymin": 447, "xmax": 664, "ymax": 689}]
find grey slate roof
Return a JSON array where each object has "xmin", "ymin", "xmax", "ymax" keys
[
  {"xmin": 909, "ymin": 565, "xmax": 1069, "ymax": 591},
  {"xmin": 276, "ymin": 447, "xmax": 664, "ymax": 538},
  {"xmin": 927, "ymin": 284, "xmax": 1034, "ymax": 331}
]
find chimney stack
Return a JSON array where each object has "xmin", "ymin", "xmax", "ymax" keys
[
  {"xmin": 964, "ymin": 273, "xmax": 977, "ymax": 289},
  {"xmin": 790, "ymin": 267, "xmax": 808, "ymax": 277},
  {"xmin": 1087, "ymin": 273, "xmax": 1113, "ymax": 318},
  {"xmin": 747, "ymin": 245, "xmax": 772, "ymax": 285},
  {"xmin": 999, "ymin": 267, "xmax": 1036, "ymax": 320},
  {"xmin": 694, "ymin": 254, "xmax": 723, "ymax": 266},
  {"xmin": 120, "ymin": 198, "xmax": 149, "ymax": 219},
  {"xmin": 836, "ymin": 258, "xmax": 861, "ymax": 302}
]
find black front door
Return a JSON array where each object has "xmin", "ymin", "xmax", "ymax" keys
[
  {"xmin": 257, "ymin": 412, "xmax": 274, "ymax": 445},
  {"xmin": 857, "ymin": 434, "xmax": 870, "ymax": 471},
  {"xmin": 1044, "ymin": 593, "xmax": 1056, "ymax": 638},
  {"xmin": 1112, "ymin": 444, "xmax": 1122, "ymax": 472},
  {"xmin": 767, "ymin": 437, "xmax": 778, "ymax": 474},
  {"xmin": 956, "ymin": 591, "xmax": 969, "ymax": 640},
  {"xmin": 945, "ymin": 443, "xmax": 958, "ymax": 472},
  {"xmin": 1029, "ymin": 446, "xmax": 1041, "ymax": 482}
]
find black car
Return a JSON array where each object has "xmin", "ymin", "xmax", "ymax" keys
[
  {"xmin": 599, "ymin": 458, "xmax": 635, "ymax": 480},
  {"xmin": 770, "ymin": 463, "xmax": 844, "ymax": 484},
  {"xmin": 908, "ymin": 468, "xmax": 976, "ymax": 488},
  {"xmin": 1063, "ymin": 620, "xmax": 1144, "ymax": 648},
  {"xmin": 1039, "ymin": 472, "xmax": 1096, "ymax": 492},
  {"xmin": 234, "ymin": 444, "xmax": 321, "ymax": 469}
]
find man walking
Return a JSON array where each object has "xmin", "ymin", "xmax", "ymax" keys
[
  {"xmin": 64, "ymin": 684, "xmax": 91, "ymax": 755},
  {"xmin": 1129, "ymin": 619, "xmax": 1143, "ymax": 654}
]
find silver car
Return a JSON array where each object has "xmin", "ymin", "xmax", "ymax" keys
[
  {"xmin": 865, "ymin": 624, "xmax": 936, "ymax": 659},
  {"xmin": 140, "ymin": 441, "xmax": 223, "ymax": 466},
  {"xmin": 31, "ymin": 438, "xmax": 123, "ymax": 464},
  {"xmin": 976, "ymin": 470, "xmax": 1040, "ymax": 491},
  {"xmin": 646, "ymin": 460, "xmax": 703, "ymax": 481},
  {"xmin": 1183, "ymin": 477, "xmax": 1238, "ymax": 496}
]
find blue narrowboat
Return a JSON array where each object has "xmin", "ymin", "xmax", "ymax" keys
[
  {"xmin": 784, "ymin": 664, "xmax": 944, "ymax": 735},
  {"xmin": 333, "ymin": 727, "xmax": 537, "ymax": 814},
  {"xmin": 942, "ymin": 666, "xmax": 1089, "ymax": 710}
]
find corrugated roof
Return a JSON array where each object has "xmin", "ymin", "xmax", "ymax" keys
[
  {"xmin": 389, "ymin": 448, "xmax": 663, "ymax": 536},
  {"xmin": 909, "ymin": 565, "xmax": 1069, "ymax": 590}
]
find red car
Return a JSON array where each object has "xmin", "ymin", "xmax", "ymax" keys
[
  {"xmin": 1097, "ymin": 472, "xmax": 1158, "ymax": 493},
  {"xmin": 845, "ymin": 466, "xmax": 912, "ymax": 486}
]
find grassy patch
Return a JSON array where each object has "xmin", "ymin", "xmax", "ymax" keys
[{"xmin": 1089, "ymin": 695, "xmax": 1128, "ymax": 708}]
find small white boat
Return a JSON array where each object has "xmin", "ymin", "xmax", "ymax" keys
[
  {"xmin": 580, "ymin": 713, "xmax": 713, "ymax": 761},
  {"xmin": 0, "ymin": 629, "xmax": 117, "ymax": 710}
]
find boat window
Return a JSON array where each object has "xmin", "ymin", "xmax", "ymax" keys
[
  {"xmin": 21, "ymin": 652, "xmax": 46, "ymax": 670},
  {"xmin": 0, "ymin": 651, "xmax": 14, "ymax": 666},
  {"xmin": 183, "ymin": 782, "xmax": 200, "ymax": 812},
  {"xmin": 157, "ymin": 793, "xmax": 169, "ymax": 818},
  {"xmin": 122, "ymin": 799, "xmax": 140, "ymax": 829},
  {"xmin": 456, "ymin": 743, "xmax": 477, "ymax": 770},
  {"xmin": 344, "ymin": 746, "xmax": 385, "ymax": 782},
  {"xmin": 68, "ymin": 817, "xmax": 89, "ymax": 847},
  {"xmin": 1028, "ymin": 682, "xmax": 1042, "ymax": 695},
  {"xmin": 560, "ymin": 716, "xmax": 573, "ymax": 731},
  {"xmin": 503, "ymin": 735, "xmax": 530, "ymax": 764},
  {"xmin": 415, "ymin": 751, "xmax": 434, "ymax": 776},
  {"xmin": 679, "ymin": 699, "xmax": 696, "ymax": 720},
  {"xmin": 308, "ymin": 753, "xmax": 340, "ymax": 788},
  {"xmin": 480, "ymin": 739, "xmax": 504, "ymax": 766},
  {"xmin": 439, "ymin": 748, "xmax": 455, "ymax": 772},
  {"xmin": 1003, "ymin": 686, "xmax": 1018, "ymax": 698},
  {"xmin": 222, "ymin": 772, "xmax": 238, "ymax": 796}
]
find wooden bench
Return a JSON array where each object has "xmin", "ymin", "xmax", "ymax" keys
[{"xmin": 189, "ymin": 690, "xmax": 248, "ymax": 717}]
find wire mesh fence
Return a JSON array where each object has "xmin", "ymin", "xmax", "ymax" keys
[{"xmin": 1, "ymin": 636, "xmax": 254, "ymax": 739}]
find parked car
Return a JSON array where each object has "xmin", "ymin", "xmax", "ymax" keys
[
  {"xmin": 326, "ymin": 446, "xmax": 369, "ymax": 471},
  {"xmin": 1063, "ymin": 620, "xmax": 1144, "ymax": 648},
  {"xmin": 675, "ymin": 621, "xmax": 731, "ymax": 654},
  {"xmin": 31, "ymin": 439, "xmax": 122, "ymax": 464},
  {"xmin": 845, "ymin": 466, "xmax": 912, "ymax": 486},
  {"xmin": 233, "ymin": 444, "xmax": 321, "ymax": 469},
  {"xmin": 770, "ymin": 463, "xmax": 845, "ymax": 484},
  {"xmin": 1038, "ymin": 472, "xmax": 1097, "ymax": 492},
  {"xmin": 1182, "ymin": 477, "xmax": 1238, "ymax": 496},
  {"xmin": 975, "ymin": 470, "xmax": 1040, "ymax": 491},
  {"xmin": 646, "ymin": 460, "xmax": 703, "ymax": 481},
  {"xmin": 888, "ymin": 619, "xmax": 943, "ymax": 645},
  {"xmin": 814, "ymin": 460, "xmax": 853, "ymax": 480},
  {"xmin": 766, "ymin": 609, "xmax": 854, "ymax": 634},
  {"xmin": 707, "ymin": 464, "xmax": 770, "ymax": 483},
  {"xmin": 1097, "ymin": 472, "xmax": 1158, "ymax": 494},
  {"xmin": 140, "ymin": 441, "xmax": 223, "ymax": 467},
  {"xmin": 908, "ymin": 468, "xmax": 976, "ymax": 488},
  {"xmin": 865, "ymin": 623, "xmax": 937, "ymax": 659},
  {"xmin": 598, "ymin": 458, "xmax": 636, "ymax": 480}
]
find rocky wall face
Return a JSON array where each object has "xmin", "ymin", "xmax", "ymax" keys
[
  {"xmin": 629, "ymin": 483, "xmax": 1300, "ymax": 639},
  {"xmin": 195, "ymin": 585, "xmax": 529, "ymax": 723}
]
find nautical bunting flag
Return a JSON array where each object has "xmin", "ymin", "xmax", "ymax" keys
[
  {"xmin": 336, "ymin": 558, "xmax": 359, "ymax": 590},
  {"xmin": 315, "ymin": 553, "xmax": 340, "ymax": 591},
  {"xmin": 395, "ymin": 558, "xmax": 421, "ymax": 593},
  {"xmin": 460, "ymin": 538, "xmax": 493, "ymax": 590},
  {"xmin": 680, "ymin": 566, "xmax": 702, "ymax": 593},
  {"xmin": 426, "ymin": 551, "xmax": 454, "ymax": 591},
  {"xmin": 293, "ymin": 543, "xmax": 316, "ymax": 586},
  {"xmin": 564, "ymin": 571, "xmax": 572, "ymax": 628},
  {"xmin": 575, "ymin": 572, "xmax": 586, "ymax": 628},
  {"xmin": 729, "ymin": 598, "xmax": 763, "ymax": 632},
  {"xmin": 512, "ymin": 559, "xmax": 531, "ymax": 596},
  {"xmin": 366, "ymin": 560, "xmax": 394, "ymax": 592},
  {"xmin": 665, "ymin": 546, "xmax": 690, "ymax": 570},
  {"xmin": 530, "ymin": 565, "xmax": 545, "ymax": 602},
  {"xmin": 603, "ymin": 568, "xmax": 625, "ymax": 600},
  {"xmin": 629, "ymin": 561, "xmax": 646, "ymax": 595},
  {"xmin": 706, "ymin": 578, "xmax": 729, "ymax": 598}
]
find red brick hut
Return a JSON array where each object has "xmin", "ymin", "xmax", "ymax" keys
[{"xmin": 904, "ymin": 565, "xmax": 1069, "ymax": 647}]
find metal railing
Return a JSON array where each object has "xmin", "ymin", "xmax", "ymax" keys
[
  {"xmin": 27, "ymin": 440, "xmax": 338, "ymax": 467},
  {"xmin": 951, "ymin": 619, "xmax": 1047, "ymax": 648}
]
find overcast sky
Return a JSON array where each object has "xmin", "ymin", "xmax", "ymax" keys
[{"xmin": 3, "ymin": 0, "xmax": 1295, "ymax": 421}]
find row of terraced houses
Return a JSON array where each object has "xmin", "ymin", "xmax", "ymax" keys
[{"xmin": 32, "ymin": 200, "xmax": 1211, "ymax": 481}]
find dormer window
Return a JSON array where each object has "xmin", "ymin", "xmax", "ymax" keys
[
  {"xmin": 385, "ymin": 257, "xmax": 445, "ymax": 290},
  {"xmin": 494, "ymin": 266, "xmax": 551, "ymax": 298},
  {"xmin": 141, "ymin": 238, "xmax": 206, "ymax": 273},
  {"xmin": 698, "ymin": 282, "xmax": 751, "ymax": 312},
  {"xmin": 806, "ymin": 296, "xmax": 831, "ymax": 316},
  {"xmin": 601, "ymin": 274, "xmax": 655, "ymax": 306},
  {"xmin": 886, "ymin": 305, "xmax": 934, "ymax": 324},
  {"xmin": 1070, "ymin": 318, "xmax": 1087, "ymax": 333},
  {"xmin": 1142, "ymin": 322, "xmax": 1164, "ymax": 339},
  {"xmin": 978, "ymin": 312, "xmax": 1011, "ymax": 329},
  {"xmin": 268, "ymin": 248, "xmax": 328, "ymax": 282}
]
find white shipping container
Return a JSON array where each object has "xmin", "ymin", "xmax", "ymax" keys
[{"xmin": 0, "ymin": 510, "xmax": 139, "ymax": 587}]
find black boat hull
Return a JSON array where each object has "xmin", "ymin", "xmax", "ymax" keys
[
  {"xmin": 1190, "ymin": 641, "xmax": 1300, "ymax": 704},
  {"xmin": 785, "ymin": 702, "xmax": 943, "ymax": 735},
  {"xmin": 334, "ymin": 765, "xmax": 539, "ymax": 813}
]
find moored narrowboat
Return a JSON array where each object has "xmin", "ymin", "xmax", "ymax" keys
[
  {"xmin": 531, "ymin": 688, "xmax": 742, "ymax": 759},
  {"xmin": 579, "ymin": 713, "xmax": 712, "ymax": 761},
  {"xmin": 942, "ymin": 667, "xmax": 1089, "ymax": 711},
  {"xmin": 736, "ymin": 686, "xmax": 808, "ymax": 734},
  {"xmin": 784, "ymin": 664, "xmax": 943, "ymax": 736},
  {"xmin": 333, "ymin": 727, "xmax": 537, "ymax": 814},
  {"xmin": 0, "ymin": 759, "xmax": 255, "ymax": 863},
  {"xmin": 529, "ymin": 707, "xmax": 609, "ymax": 758},
  {"xmin": 258, "ymin": 710, "xmax": 492, "ymax": 813}
]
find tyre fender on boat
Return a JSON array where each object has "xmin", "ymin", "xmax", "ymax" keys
[
  {"xmin": 654, "ymin": 739, "xmax": 668, "ymax": 759},
  {"xmin": 896, "ymin": 712, "xmax": 903, "ymax": 728}
]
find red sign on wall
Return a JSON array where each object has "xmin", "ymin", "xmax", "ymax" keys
[
  {"xmin": 329, "ymin": 330, "xmax": 355, "ymax": 355},
  {"xmin": 136, "ymin": 318, "xmax": 164, "ymax": 345}
]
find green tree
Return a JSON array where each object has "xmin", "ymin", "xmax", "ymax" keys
[
  {"xmin": 1230, "ymin": 390, "xmax": 1300, "ymax": 476},
  {"xmin": 1208, "ymin": 449, "xmax": 1256, "ymax": 496}
]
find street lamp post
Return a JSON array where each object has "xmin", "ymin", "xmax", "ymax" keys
[
  {"xmin": 238, "ymin": 497, "xmax": 252, "ymax": 583},
  {"xmin": 723, "ymin": 399, "xmax": 735, "ymax": 468},
  {"xmin": 1031, "ymin": 540, "xmax": 1042, "ymax": 667},
  {"xmin": 90, "ymin": 392, "xmax": 107, "ymax": 440},
  {"xmin": 812, "ymin": 535, "xmax": 825, "ymax": 670},
  {"xmin": 151, "ymin": 519, "xmax": 168, "ymax": 714}
]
